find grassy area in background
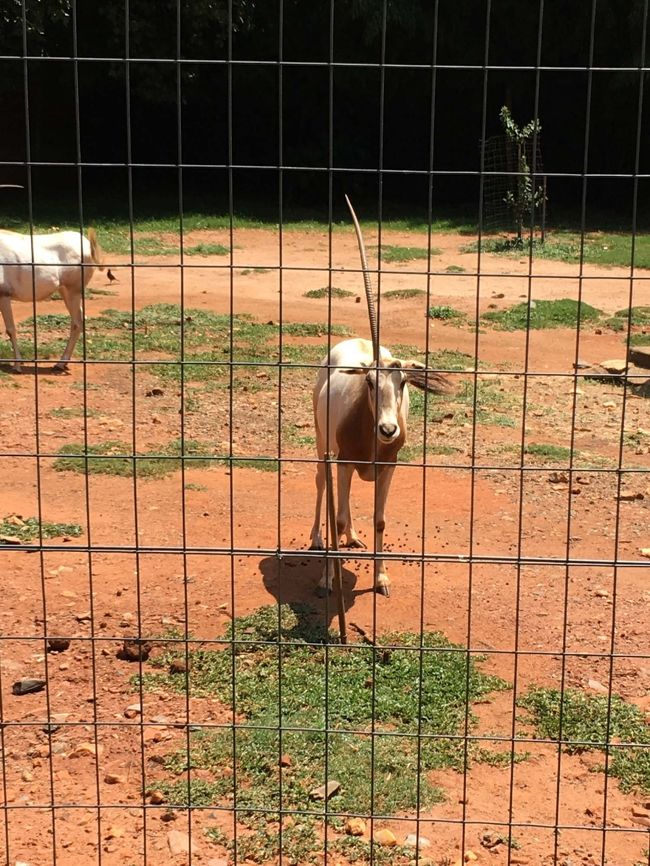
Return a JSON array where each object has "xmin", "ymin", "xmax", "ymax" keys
[
  {"xmin": 482, "ymin": 299, "xmax": 602, "ymax": 331},
  {"xmin": 462, "ymin": 232, "xmax": 650, "ymax": 270}
]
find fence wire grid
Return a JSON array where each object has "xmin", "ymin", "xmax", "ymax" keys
[{"xmin": 0, "ymin": 2, "xmax": 649, "ymax": 866}]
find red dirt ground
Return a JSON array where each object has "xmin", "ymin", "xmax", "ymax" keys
[{"xmin": 1, "ymin": 228, "xmax": 649, "ymax": 866}]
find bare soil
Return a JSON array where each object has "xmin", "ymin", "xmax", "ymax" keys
[{"xmin": 1, "ymin": 229, "xmax": 649, "ymax": 866}]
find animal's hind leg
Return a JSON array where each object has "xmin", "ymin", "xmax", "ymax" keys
[
  {"xmin": 0, "ymin": 295, "xmax": 22, "ymax": 371},
  {"xmin": 336, "ymin": 461, "xmax": 365, "ymax": 549},
  {"xmin": 309, "ymin": 459, "xmax": 326, "ymax": 550},
  {"xmin": 55, "ymin": 287, "xmax": 83, "ymax": 372}
]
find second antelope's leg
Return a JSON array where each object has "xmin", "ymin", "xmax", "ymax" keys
[
  {"xmin": 55, "ymin": 287, "xmax": 83, "ymax": 372},
  {"xmin": 374, "ymin": 465, "xmax": 396, "ymax": 597},
  {"xmin": 309, "ymin": 456, "xmax": 326, "ymax": 550},
  {"xmin": 0, "ymin": 295, "xmax": 21, "ymax": 371}
]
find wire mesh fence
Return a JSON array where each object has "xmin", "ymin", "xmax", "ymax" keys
[{"xmin": 1, "ymin": 2, "xmax": 649, "ymax": 866}]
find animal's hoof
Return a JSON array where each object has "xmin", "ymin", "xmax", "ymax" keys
[
  {"xmin": 345, "ymin": 538, "xmax": 367, "ymax": 550},
  {"xmin": 9, "ymin": 366, "xmax": 23, "ymax": 375},
  {"xmin": 52, "ymin": 363, "xmax": 70, "ymax": 375},
  {"xmin": 315, "ymin": 585, "xmax": 331, "ymax": 598},
  {"xmin": 309, "ymin": 542, "xmax": 325, "ymax": 551},
  {"xmin": 376, "ymin": 583, "xmax": 391, "ymax": 598}
]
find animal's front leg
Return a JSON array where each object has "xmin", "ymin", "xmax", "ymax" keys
[
  {"xmin": 373, "ymin": 465, "xmax": 396, "ymax": 597},
  {"xmin": 336, "ymin": 461, "xmax": 365, "ymax": 548},
  {"xmin": 0, "ymin": 296, "xmax": 22, "ymax": 372}
]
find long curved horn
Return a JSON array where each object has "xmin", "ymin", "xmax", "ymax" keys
[
  {"xmin": 0, "ymin": 184, "xmax": 23, "ymax": 189},
  {"xmin": 345, "ymin": 195, "xmax": 378, "ymax": 363}
]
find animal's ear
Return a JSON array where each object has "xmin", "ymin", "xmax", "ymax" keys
[
  {"xmin": 387, "ymin": 358, "xmax": 402, "ymax": 368},
  {"xmin": 402, "ymin": 361, "xmax": 454, "ymax": 395}
]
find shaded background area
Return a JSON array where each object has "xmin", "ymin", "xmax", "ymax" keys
[{"xmin": 0, "ymin": 0, "xmax": 648, "ymax": 224}]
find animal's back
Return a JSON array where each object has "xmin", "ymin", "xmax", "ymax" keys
[{"xmin": 0, "ymin": 231, "xmax": 88, "ymax": 301}]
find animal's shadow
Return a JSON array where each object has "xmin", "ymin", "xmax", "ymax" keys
[
  {"xmin": 0, "ymin": 362, "xmax": 69, "ymax": 376},
  {"xmin": 259, "ymin": 549, "xmax": 373, "ymax": 632}
]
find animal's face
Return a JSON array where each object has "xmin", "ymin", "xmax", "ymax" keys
[{"xmin": 365, "ymin": 360, "xmax": 407, "ymax": 444}]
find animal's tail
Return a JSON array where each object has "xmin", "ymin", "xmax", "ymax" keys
[{"xmin": 87, "ymin": 227, "xmax": 105, "ymax": 272}]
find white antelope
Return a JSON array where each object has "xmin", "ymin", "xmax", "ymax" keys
[
  {"xmin": 0, "ymin": 228, "xmax": 105, "ymax": 372},
  {"xmin": 309, "ymin": 197, "xmax": 451, "ymax": 597}
]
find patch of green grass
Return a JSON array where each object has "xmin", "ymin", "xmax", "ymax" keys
[
  {"xmin": 241, "ymin": 267, "xmax": 271, "ymax": 275},
  {"xmin": 607, "ymin": 305, "xmax": 650, "ymax": 334},
  {"xmin": 428, "ymin": 305, "xmax": 467, "ymax": 323},
  {"xmin": 629, "ymin": 333, "xmax": 650, "ymax": 346},
  {"xmin": 379, "ymin": 245, "xmax": 439, "ymax": 263},
  {"xmin": 184, "ymin": 482, "xmax": 208, "ymax": 492},
  {"xmin": 184, "ymin": 242, "xmax": 229, "ymax": 256},
  {"xmin": 445, "ymin": 264, "xmax": 466, "ymax": 273},
  {"xmin": 0, "ymin": 516, "xmax": 83, "ymax": 542},
  {"xmin": 303, "ymin": 286, "xmax": 354, "ymax": 299},
  {"xmin": 141, "ymin": 604, "xmax": 508, "ymax": 863},
  {"xmin": 50, "ymin": 406, "xmax": 101, "ymax": 419},
  {"xmin": 285, "ymin": 424, "xmax": 317, "ymax": 448},
  {"xmin": 482, "ymin": 299, "xmax": 602, "ymax": 331},
  {"xmin": 524, "ymin": 443, "xmax": 574, "ymax": 462},
  {"xmin": 519, "ymin": 686, "xmax": 650, "ymax": 794},
  {"xmin": 383, "ymin": 288, "xmax": 426, "ymax": 300},
  {"xmin": 398, "ymin": 442, "xmax": 460, "ymax": 462},
  {"xmin": 233, "ymin": 458, "xmax": 279, "ymax": 472},
  {"xmin": 282, "ymin": 322, "xmax": 350, "ymax": 338},
  {"xmin": 52, "ymin": 439, "xmax": 217, "ymax": 478}
]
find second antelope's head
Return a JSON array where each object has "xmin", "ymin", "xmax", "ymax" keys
[{"xmin": 345, "ymin": 356, "xmax": 451, "ymax": 444}]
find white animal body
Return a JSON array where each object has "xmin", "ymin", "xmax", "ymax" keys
[
  {"xmin": 310, "ymin": 337, "xmax": 449, "ymax": 596},
  {"xmin": 0, "ymin": 228, "xmax": 104, "ymax": 371}
]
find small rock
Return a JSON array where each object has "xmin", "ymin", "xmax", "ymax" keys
[
  {"xmin": 587, "ymin": 679, "xmax": 608, "ymax": 694},
  {"xmin": 549, "ymin": 471, "xmax": 568, "ymax": 484},
  {"xmin": 279, "ymin": 753, "xmax": 292, "ymax": 767},
  {"xmin": 47, "ymin": 638, "xmax": 71, "ymax": 653},
  {"xmin": 149, "ymin": 789, "xmax": 166, "ymax": 804},
  {"xmin": 21, "ymin": 769, "xmax": 33, "ymax": 782},
  {"xmin": 344, "ymin": 817, "xmax": 366, "ymax": 836},
  {"xmin": 594, "ymin": 589, "xmax": 609, "ymax": 598},
  {"xmin": 618, "ymin": 491, "xmax": 644, "ymax": 501},
  {"xmin": 632, "ymin": 805, "xmax": 650, "ymax": 818},
  {"xmin": 309, "ymin": 780, "xmax": 341, "ymax": 800},
  {"xmin": 120, "ymin": 639, "xmax": 152, "ymax": 662},
  {"xmin": 640, "ymin": 548, "xmax": 650, "ymax": 558},
  {"xmin": 124, "ymin": 703, "xmax": 142, "ymax": 719},
  {"xmin": 167, "ymin": 829, "xmax": 200, "ymax": 855},
  {"xmin": 150, "ymin": 715, "xmax": 171, "ymax": 725},
  {"xmin": 628, "ymin": 346, "xmax": 650, "ymax": 370},
  {"xmin": 169, "ymin": 659, "xmax": 187, "ymax": 674},
  {"xmin": 105, "ymin": 825, "xmax": 125, "ymax": 839},
  {"xmin": 374, "ymin": 829, "xmax": 397, "ymax": 847},
  {"xmin": 70, "ymin": 742, "xmax": 103, "ymax": 759},
  {"xmin": 464, "ymin": 852, "xmax": 478, "ymax": 862},
  {"xmin": 75, "ymin": 612, "xmax": 92, "ymax": 622},
  {"xmin": 145, "ymin": 388, "xmax": 165, "ymax": 397},
  {"xmin": 12, "ymin": 678, "xmax": 46, "ymax": 696},
  {"xmin": 481, "ymin": 832, "xmax": 502, "ymax": 849},
  {"xmin": 404, "ymin": 833, "xmax": 430, "ymax": 849},
  {"xmin": 0, "ymin": 535, "xmax": 22, "ymax": 545},
  {"xmin": 600, "ymin": 359, "xmax": 628, "ymax": 374},
  {"xmin": 41, "ymin": 724, "xmax": 60, "ymax": 735},
  {"xmin": 104, "ymin": 773, "xmax": 126, "ymax": 785}
]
